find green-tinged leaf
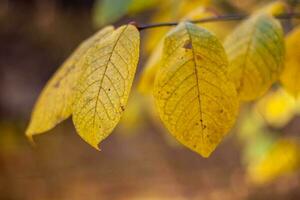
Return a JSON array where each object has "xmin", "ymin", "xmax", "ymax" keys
[
  {"xmin": 93, "ymin": 0, "xmax": 132, "ymax": 27},
  {"xmin": 26, "ymin": 26, "xmax": 114, "ymax": 139},
  {"xmin": 127, "ymin": 0, "xmax": 158, "ymax": 14},
  {"xmin": 248, "ymin": 138, "xmax": 300, "ymax": 184},
  {"xmin": 72, "ymin": 25, "xmax": 140, "ymax": 149},
  {"xmin": 224, "ymin": 13, "xmax": 284, "ymax": 101},
  {"xmin": 154, "ymin": 22, "xmax": 239, "ymax": 157}
]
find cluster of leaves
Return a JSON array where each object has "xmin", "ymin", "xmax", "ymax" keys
[{"xmin": 27, "ymin": 1, "xmax": 300, "ymax": 161}]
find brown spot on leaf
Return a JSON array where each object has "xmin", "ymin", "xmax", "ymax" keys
[
  {"xmin": 53, "ymin": 81, "xmax": 60, "ymax": 88},
  {"xmin": 183, "ymin": 40, "xmax": 192, "ymax": 49},
  {"xmin": 121, "ymin": 105, "xmax": 125, "ymax": 111},
  {"xmin": 196, "ymin": 55, "xmax": 203, "ymax": 60}
]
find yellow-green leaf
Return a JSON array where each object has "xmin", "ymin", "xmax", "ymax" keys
[
  {"xmin": 280, "ymin": 26, "xmax": 300, "ymax": 98},
  {"xmin": 154, "ymin": 22, "xmax": 239, "ymax": 157},
  {"xmin": 224, "ymin": 13, "xmax": 284, "ymax": 101},
  {"xmin": 92, "ymin": 0, "xmax": 131, "ymax": 27},
  {"xmin": 248, "ymin": 139, "xmax": 300, "ymax": 184},
  {"xmin": 72, "ymin": 25, "xmax": 140, "ymax": 149},
  {"xmin": 26, "ymin": 26, "xmax": 114, "ymax": 139}
]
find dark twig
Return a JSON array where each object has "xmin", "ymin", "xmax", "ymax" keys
[{"xmin": 137, "ymin": 12, "xmax": 300, "ymax": 31}]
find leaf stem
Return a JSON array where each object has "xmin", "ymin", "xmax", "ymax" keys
[{"xmin": 137, "ymin": 12, "xmax": 300, "ymax": 31}]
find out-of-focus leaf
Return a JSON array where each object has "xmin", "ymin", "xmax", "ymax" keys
[
  {"xmin": 143, "ymin": 0, "xmax": 212, "ymax": 54},
  {"xmin": 143, "ymin": 10, "xmax": 176, "ymax": 54},
  {"xmin": 154, "ymin": 22, "xmax": 239, "ymax": 157},
  {"xmin": 255, "ymin": 1, "xmax": 289, "ymax": 15},
  {"xmin": 255, "ymin": 88, "xmax": 297, "ymax": 128},
  {"xmin": 280, "ymin": 26, "xmax": 300, "ymax": 98},
  {"xmin": 118, "ymin": 91, "xmax": 146, "ymax": 133},
  {"xmin": 138, "ymin": 41, "xmax": 164, "ymax": 94},
  {"xmin": 224, "ymin": 13, "xmax": 285, "ymax": 101},
  {"xmin": 93, "ymin": 0, "xmax": 132, "ymax": 27},
  {"xmin": 93, "ymin": 0, "xmax": 160, "ymax": 27},
  {"xmin": 26, "ymin": 26, "xmax": 114, "ymax": 140},
  {"xmin": 127, "ymin": 0, "xmax": 158, "ymax": 14},
  {"xmin": 72, "ymin": 25, "xmax": 140, "ymax": 149},
  {"xmin": 248, "ymin": 138, "xmax": 300, "ymax": 184},
  {"xmin": 237, "ymin": 108, "xmax": 266, "ymax": 143},
  {"xmin": 177, "ymin": 0, "xmax": 212, "ymax": 17}
]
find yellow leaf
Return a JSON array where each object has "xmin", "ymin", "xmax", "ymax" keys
[
  {"xmin": 255, "ymin": 88, "xmax": 297, "ymax": 128},
  {"xmin": 118, "ymin": 91, "xmax": 145, "ymax": 133},
  {"xmin": 138, "ymin": 41, "xmax": 164, "ymax": 94},
  {"xmin": 224, "ymin": 13, "xmax": 285, "ymax": 101},
  {"xmin": 280, "ymin": 26, "xmax": 300, "ymax": 98},
  {"xmin": 138, "ymin": 6, "xmax": 225, "ymax": 95},
  {"xmin": 154, "ymin": 22, "xmax": 239, "ymax": 157},
  {"xmin": 248, "ymin": 139, "xmax": 300, "ymax": 184},
  {"xmin": 26, "ymin": 26, "xmax": 114, "ymax": 139},
  {"xmin": 72, "ymin": 25, "xmax": 140, "ymax": 149}
]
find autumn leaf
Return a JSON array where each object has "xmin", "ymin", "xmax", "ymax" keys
[
  {"xmin": 26, "ymin": 26, "xmax": 114, "ymax": 140},
  {"xmin": 280, "ymin": 26, "xmax": 300, "ymax": 98},
  {"xmin": 224, "ymin": 13, "xmax": 285, "ymax": 101},
  {"xmin": 72, "ymin": 25, "xmax": 140, "ymax": 149},
  {"xmin": 138, "ymin": 6, "xmax": 224, "ymax": 95},
  {"xmin": 154, "ymin": 22, "xmax": 239, "ymax": 157}
]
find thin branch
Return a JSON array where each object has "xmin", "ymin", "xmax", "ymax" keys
[{"xmin": 137, "ymin": 12, "xmax": 300, "ymax": 31}]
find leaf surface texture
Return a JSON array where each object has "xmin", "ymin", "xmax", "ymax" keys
[
  {"xmin": 26, "ymin": 26, "xmax": 114, "ymax": 138},
  {"xmin": 72, "ymin": 25, "xmax": 140, "ymax": 149},
  {"xmin": 154, "ymin": 22, "xmax": 239, "ymax": 157}
]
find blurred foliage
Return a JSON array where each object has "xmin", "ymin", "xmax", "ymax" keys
[
  {"xmin": 280, "ymin": 25, "xmax": 300, "ymax": 97},
  {"xmin": 255, "ymin": 88, "xmax": 300, "ymax": 128},
  {"xmin": 248, "ymin": 138, "xmax": 300, "ymax": 184},
  {"xmin": 238, "ymin": 94, "xmax": 300, "ymax": 184},
  {"xmin": 92, "ymin": 0, "xmax": 158, "ymax": 27}
]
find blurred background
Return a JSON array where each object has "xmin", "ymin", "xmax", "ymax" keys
[{"xmin": 1, "ymin": 0, "xmax": 300, "ymax": 199}]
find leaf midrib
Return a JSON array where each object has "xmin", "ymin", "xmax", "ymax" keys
[
  {"xmin": 184, "ymin": 23, "xmax": 205, "ymax": 146},
  {"xmin": 92, "ymin": 25, "xmax": 128, "ymax": 129}
]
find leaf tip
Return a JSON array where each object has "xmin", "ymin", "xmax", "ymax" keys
[
  {"xmin": 25, "ymin": 130, "xmax": 36, "ymax": 147},
  {"xmin": 197, "ymin": 148, "xmax": 214, "ymax": 158},
  {"xmin": 91, "ymin": 143, "xmax": 101, "ymax": 151}
]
